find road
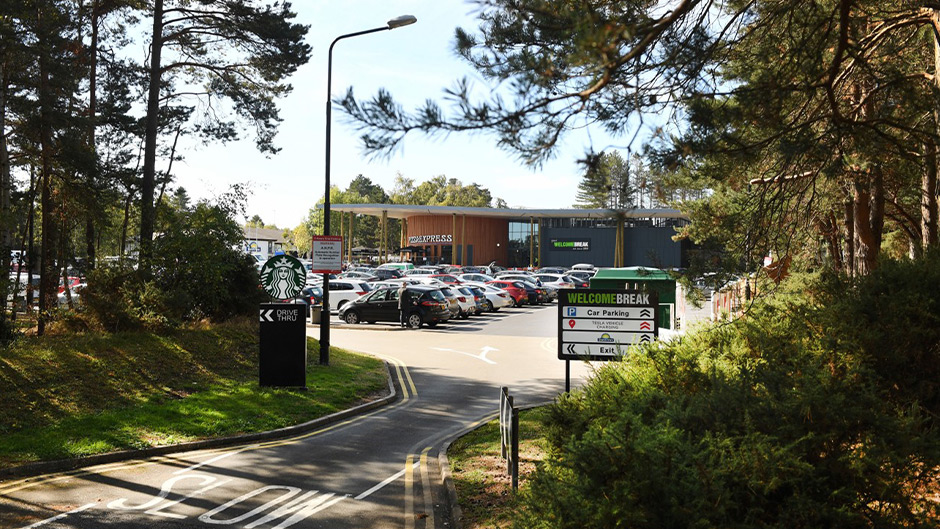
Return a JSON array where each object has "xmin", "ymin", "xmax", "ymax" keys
[{"xmin": 0, "ymin": 303, "xmax": 594, "ymax": 529}]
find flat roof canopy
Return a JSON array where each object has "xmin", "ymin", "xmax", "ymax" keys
[{"xmin": 323, "ymin": 203, "xmax": 688, "ymax": 221}]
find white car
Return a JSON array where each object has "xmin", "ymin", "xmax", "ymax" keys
[
  {"xmin": 324, "ymin": 279, "xmax": 372, "ymax": 312},
  {"xmin": 440, "ymin": 285, "xmax": 476, "ymax": 318},
  {"xmin": 533, "ymin": 273, "xmax": 576, "ymax": 291},
  {"xmin": 464, "ymin": 282, "xmax": 514, "ymax": 311},
  {"xmin": 458, "ymin": 273, "xmax": 495, "ymax": 283},
  {"xmin": 404, "ymin": 268, "xmax": 437, "ymax": 276}
]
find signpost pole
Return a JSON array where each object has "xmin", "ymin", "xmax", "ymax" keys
[{"xmin": 565, "ymin": 360, "xmax": 570, "ymax": 393}]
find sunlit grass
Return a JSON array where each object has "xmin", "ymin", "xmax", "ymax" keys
[{"xmin": 0, "ymin": 320, "xmax": 386, "ymax": 467}]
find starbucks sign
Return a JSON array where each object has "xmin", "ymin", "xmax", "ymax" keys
[{"xmin": 260, "ymin": 255, "xmax": 307, "ymax": 300}]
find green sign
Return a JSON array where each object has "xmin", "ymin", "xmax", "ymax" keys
[{"xmin": 260, "ymin": 255, "xmax": 306, "ymax": 300}]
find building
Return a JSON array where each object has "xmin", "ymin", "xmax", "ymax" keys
[
  {"xmin": 327, "ymin": 204, "xmax": 690, "ymax": 269},
  {"xmin": 242, "ymin": 226, "xmax": 287, "ymax": 259}
]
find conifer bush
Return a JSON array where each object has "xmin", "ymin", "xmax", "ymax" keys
[{"xmin": 518, "ymin": 256, "xmax": 940, "ymax": 528}]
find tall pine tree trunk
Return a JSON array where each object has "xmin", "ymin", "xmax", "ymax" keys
[
  {"xmin": 140, "ymin": 0, "xmax": 164, "ymax": 276},
  {"xmin": 0, "ymin": 57, "xmax": 11, "ymax": 324},
  {"xmin": 37, "ymin": 5, "xmax": 58, "ymax": 336},
  {"xmin": 85, "ymin": 0, "xmax": 99, "ymax": 270}
]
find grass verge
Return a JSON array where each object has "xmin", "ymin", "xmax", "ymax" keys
[
  {"xmin": 0, "ymin": 318, "xmax": 387, "ymax": 468},
  {"xmin": 447, "ymin": 406, "xmax": 551, "ymax": 529}
]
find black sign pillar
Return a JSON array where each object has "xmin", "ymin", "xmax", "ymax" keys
[{"xmin": 259, "ymin": 303, "xmax": 307, "ymax": 388}]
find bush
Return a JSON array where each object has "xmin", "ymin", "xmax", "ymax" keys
[
  {"xmin": 517, "ymin": 256, "xmax": 940, "ymax": 529},
  {"xmin": 79, "ymin": 191, "xmax": 267, "ymax": 331}
]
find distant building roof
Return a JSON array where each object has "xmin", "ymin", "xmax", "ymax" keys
[
  {"xmin": 322, "ymin": 204, "xmax": 688, "ymax": 220},
  {"xmin": 243, "ymin": 226, "xmax": 286, "ymax": 243}
]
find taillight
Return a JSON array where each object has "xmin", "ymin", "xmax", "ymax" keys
[
  {"xmin": 356, "ymin": 291, "xmax": 366, "ymax": 296},
  {"xmin": 458, "ymin": 296, "xmax": 466, "ymax": 302},
  {"xmin": 498, "ymin": 293, "xmax": 508, "ymax": 298}
]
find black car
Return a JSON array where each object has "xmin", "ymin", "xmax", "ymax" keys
[
  {"xmin": 514, "ymin": 280, "xmax": 548, "ymax": 304},
  {"xmin": 373, "ymin": 268, "xmax": 404, "ymax": 280},
  {"xmin": 291, "ymin": 286, "xmax": 323, "ymax": 316},
  {"xmin": 338, "ymin": 285, "xmax": 451, "ymax": 328}
]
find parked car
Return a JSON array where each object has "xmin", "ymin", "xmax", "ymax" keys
[
  {"xmin": 290, "ymin": 285, "xmax": 323, "ymax": 317},
  {"xmin": 565, "ymin": 270, "xmax": 596, "ymax": 283},
  {"xmin": 57, "ymin": 282, "xmax": 85, "ymax": 307},
  {"xmin": 429, "ymin": 274, "xmax": 462, "ymax": 285},
  {"xmin": 404, "ymin": 268, "xmax": 437, "ymax": 276},
  {"xmin": 464, "ymin": 282, "xmax": 513, "ymax": 311},
  {"xmin": 536, "ymin": 267, "xmax": 568, "ymax": 275},
  {"xmin": 487, "ymin": 280, "xmax": 528, "ymax": 307},
  {"xmin": 338, "ymin": 285, "xmax": 451, "ymax": 328},
  {"xmin": 340, "ymin": 270, "xmax": 380, "ymax": 282},
  {"xmin": 457, "ymin": 286, "xmax": 485, "ymax": 315},
  {"xmin": 534, "ymin": 273, "xmax": 577, "ymax": 291},
  {"xmin": 372, "ymin": 268, "xmax": 404, "ymax": 280},
  {"xmin": 324, "ymin": 279, "xmax": 372, "ymax": 311},
  {"xmin": 457, "ymin": 273, "xmax": 495, "ymax": 283},
  {"xmin": 377, "ymin": 262, "xmax": 416, "ymax": 273},
  {"xmin": 437, "ymin": 286, "xmax": 467, "ymax": 319}
]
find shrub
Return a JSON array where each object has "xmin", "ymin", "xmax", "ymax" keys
[{"xmin": 517, "ymin": 256, "xmax": 940, "ymax": 529}]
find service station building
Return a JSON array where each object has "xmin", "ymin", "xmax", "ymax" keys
[{"xmin": 329, "ymin": 204, "xmax": 691, "ymax": 269}]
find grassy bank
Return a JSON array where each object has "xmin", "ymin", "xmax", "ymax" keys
[
  {"xmin": 0, "ymin": 318, "xmax": 387, "ymax": 468},
  {"xmin": 447, "ymin": 407, "xmax": 551, "ymax": 528}
]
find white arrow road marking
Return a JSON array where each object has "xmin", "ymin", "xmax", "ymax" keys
[{"xmin": 431, "ymin": 347, "xmax": 497, "ymax": 364}]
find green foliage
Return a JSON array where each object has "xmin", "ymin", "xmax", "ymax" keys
[
  {"xmin": 517, "ymin": 256, "xmax": 940, "ymax": 528},
  {"xmin": 80, "ymin": 189, "xmax": 266, "ymax": 330}
]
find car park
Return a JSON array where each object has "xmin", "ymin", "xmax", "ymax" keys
[{"xmin": 338, "ymin": 285, "xmax": 451, "ymax": 328}]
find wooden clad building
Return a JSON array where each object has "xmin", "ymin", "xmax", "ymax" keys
[{"xmin": 326, "ymin": 204, "xmax": 690, "ymax": 269}]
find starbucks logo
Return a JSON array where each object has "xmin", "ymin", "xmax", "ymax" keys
[{"xmin": 260, "ymin": 255, "xmax": 306, "ymax": 300}]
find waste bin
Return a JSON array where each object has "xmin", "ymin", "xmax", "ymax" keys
[{"xmin": 310, "ymin": 304, "xmax": 322, "ymax": 324}]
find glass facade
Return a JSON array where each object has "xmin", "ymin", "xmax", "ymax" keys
[{"xmin": 508, "ymin": 220, "xmax": 539, "ymax": 268}]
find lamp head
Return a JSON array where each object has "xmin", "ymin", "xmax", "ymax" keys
[{"xmin": 387, "ymin": 15, "xmax": 417, "ymax": 29}]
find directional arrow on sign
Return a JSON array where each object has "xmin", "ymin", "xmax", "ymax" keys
[
  {"xmin": 567, "ymin": 343, "xmax": 577, "ymax": 355},
  {"xmin": 640, "ymin": 321, "xmax": 651, "ymax": 331},
  {"xmin": 259, "ymin": 309, "xmax": 274, "ymax": 322},
  {"xmin": 640, "ymin": 309, "xmax": 652, "ymax": 318},
  {"xmin": 640, "ymin": 335, "xmax": 651, "ymax": 343}
]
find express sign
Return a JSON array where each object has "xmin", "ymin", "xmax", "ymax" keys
[{"xmin": 557, "ymin": 289, "xmax": 658, "ymax": 361}]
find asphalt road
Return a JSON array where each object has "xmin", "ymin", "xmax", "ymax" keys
[{"xmin": 0, "ymin": 303, "xmax": 593, "ymax": 529}]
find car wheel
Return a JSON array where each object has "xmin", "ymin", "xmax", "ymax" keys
[
  {"xmin": 343, "ymin": 311, "xmax": 360, "ymax": 324},
  {"xmin": 484, "ymin": 300, "xmax": 493, "ymax": 312},
  {"xmin": 407, "ymin": 312, "xmax": 423, "ymax": 329},
  {"xmin": 459, "ymin": 310, "xmax": 468, "ymax": 320},
  {"xmin": 337, "ymin": 300, "xmax": 348, "ymax": 310}
]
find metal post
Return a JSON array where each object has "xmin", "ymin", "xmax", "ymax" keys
[{"xmin": 321, "ymin": 17, "xmax": 416, "ymax": 365}]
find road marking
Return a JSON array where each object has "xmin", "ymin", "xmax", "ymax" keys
[
  {"xmin": 431, "ymin": 346, "xmax": 497, "ymax": 364},
  {"xmin": 19, "ymin": 502, "xmax": 96, "ymax": 529},
  {"xmin": 174, "ymin": 449, "xmax": 246, "ymax": 474},
  {"xmin": 419, "ymin": 447, "xmax": 435, "ymax": 529},
  {"xmin": 354, "ymin": 460, "xmax": 420, "ymax": 500},
  {"xmin": 404, "ymin": 453, "xmax": 417, "ymax": 529}
]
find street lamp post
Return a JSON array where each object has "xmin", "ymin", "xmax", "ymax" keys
[{"xmin": 321, "ymin": 15, "xmax": 417, "ymax": 366}]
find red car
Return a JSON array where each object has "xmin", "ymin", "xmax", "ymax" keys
[{"xmin": 487, "ymin": 280, "xmax": 527, "ymax": 307}]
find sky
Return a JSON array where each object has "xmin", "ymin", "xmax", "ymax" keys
[{"xmin": 170, "ymin": 1, "xmax": 646, "ymax": 229}]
